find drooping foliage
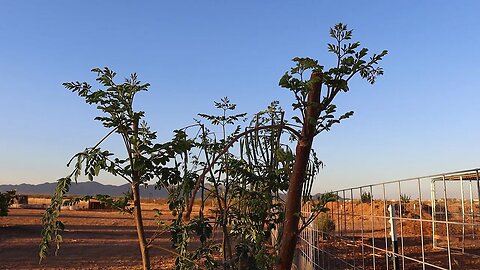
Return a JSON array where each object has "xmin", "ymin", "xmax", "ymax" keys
[{"xmin": 164, "ymin": 97, "xmax": 332, "ymax": 270}]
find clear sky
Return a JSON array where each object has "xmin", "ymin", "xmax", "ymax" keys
[{"xmin": 1, "ymin": 1, "xmax": 479, "ymax": 193}]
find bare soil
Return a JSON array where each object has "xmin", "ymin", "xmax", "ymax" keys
[
  {"xmin": 305, "ymin": 200, "xmax": 480, "ymax": 270},
  {"xmin": 0, "ymin": 205, "xmax": 186, "ymax": 270},
  {"xmin": 5, "ymin": 199, "xmax": 480, "ymax": 269}
]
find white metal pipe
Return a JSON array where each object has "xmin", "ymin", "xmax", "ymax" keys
[{"xmin": 388, "ymin": 204, "xmax": 399, "ymax": 270}]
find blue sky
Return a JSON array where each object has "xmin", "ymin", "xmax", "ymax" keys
[{"xmin": 1, "ymin": 1, "xmax": 479, "ymax": 193}]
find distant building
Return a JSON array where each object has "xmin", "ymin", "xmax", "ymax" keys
[
  {"xmin": 13, "ymin": 195, "xmax": 28, "ymax": 205},
  {"xmin": 88, "ymin": 199, "xmax": 110, "ymax": 210}
]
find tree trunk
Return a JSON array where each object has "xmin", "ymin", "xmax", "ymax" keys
[
  {"xmin": 277, "ymin": 139, "xmax": 312, "ymax": 269},
  {"xmin": 131, "ymin": 118, "xmax": 151, "ymax": 270},
  {"xmin": 222, "ymin": 221, "xmax": 233, "ymax": 269},
  {"xmin": 132, "ymin": 182, "xmax": 151, "ymax": 270},
  {"xmin": 277, "ymin": 72, "xmax": 322, "ymax": 270}
]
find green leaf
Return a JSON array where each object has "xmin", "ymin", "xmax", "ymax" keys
[
  {"xmin": 94, "ymin": 164, "xmax": 101, "ymax": 176},
  {"xmin": 133, "ymin": 158, "xmax": 145, "ymax": 171}
]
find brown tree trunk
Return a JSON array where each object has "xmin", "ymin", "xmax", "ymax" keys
[
  {"xmin": 131, "ymin": 118, "xmax": 151, "ymax": 270},
  {"xmin": 131, "ymin": 182, "xmax": 151, "ymax": 270},
  {"xmin": 277, "ymin": 72, "xmax": 322, "ymax": 270}
]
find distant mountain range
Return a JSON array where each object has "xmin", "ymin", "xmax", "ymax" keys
[
  {"xmin": 0, "ymin": 182, "xmax": 169, "ymax": 198},
  {"xmin": 0, "ymin": 182, "xmax": 326, "ymax": 199}
]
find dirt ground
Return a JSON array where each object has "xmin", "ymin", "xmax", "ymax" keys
[
  {"xmin": 4, "ymin": 198, "xmax": 480, "ymax": 269},
  {"xmin": 303, "ymin": 200, "xmax": 480, "ymax": 270},
  {"xmin": 0, "ymin": 204, "xmax": 192, "ymax": 270}
]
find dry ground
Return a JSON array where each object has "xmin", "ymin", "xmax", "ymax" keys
[
  {"xmin": 0, "ymin": 200, "xmax": 209, "ymax": 270},
  {"xmin": 308, "ymin": 200, "xmax": 480, "ymax": 269}
]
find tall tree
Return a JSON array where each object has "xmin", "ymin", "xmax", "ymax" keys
[
  {"xmin": 276, "ymin": 23, "xmax": 387, "ymax": 270},
  {"xmin": 39, "ymin": 68, "xmax": 192, "ymax": 270}
]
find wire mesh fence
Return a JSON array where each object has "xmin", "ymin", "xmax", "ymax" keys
[{"xmin": 294, "ymin": 168, "xmax": 480, "ymax": 270}]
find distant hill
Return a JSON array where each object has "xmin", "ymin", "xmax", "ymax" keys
[
  {"xmin": 0, "ymin": 182, "xmax": 169, "ymax": 198},
  {"xmin": 0, "ymin": 182, "xmax": 325, "ymax": 199}
]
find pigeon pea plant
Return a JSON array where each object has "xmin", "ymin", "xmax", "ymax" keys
[
  {"xmin": 169, "ymin": 98, "xmax": 290, "ymax": 269},
  {"xmin": 195, "ymin": 99, "xmax": 291, "ymax": 269},
  {"xmin": 172, "ymin": 98, "xmax": 332, "ymax": 270}
]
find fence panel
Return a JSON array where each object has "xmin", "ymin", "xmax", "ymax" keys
[{"xmin": 294, "ymin": 168, "xmax": 480, "ymax": 270}]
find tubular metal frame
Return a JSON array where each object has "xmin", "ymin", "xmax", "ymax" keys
[{"xmin": 294, "ymin": 168, "xmax": 480, "ymax": 270}]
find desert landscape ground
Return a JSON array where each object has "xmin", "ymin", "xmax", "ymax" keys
[
  {"xmin": 0, "ymin": 199, "xmax": 209, "ymax": 270},
  {"xmin": 3, "ymin": 197, "xmax": 480, "ymax": 269},
  {"xmin": 298, "ymin": 200, "xmax": 480, "ymax": 269}
]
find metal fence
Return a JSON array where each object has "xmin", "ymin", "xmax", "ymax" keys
[{"xmin": 294, "ymin": 168, "xmax": 480, "ymax": 270}]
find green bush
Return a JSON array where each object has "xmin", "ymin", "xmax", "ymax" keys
[
  {"xmin": 0, "ymin": 190, "xmax": 16, "ymax": 216},
  {"xmin": 315, "ymin": 213, "xmax": 335, "ymax": 239},
  {"xmin": 400, "ymin": 194, "xmax": 411, "ymax": 204},
  {"xmin": 361, "ymin": 191, "xmax": 372, "ymax": 203}
]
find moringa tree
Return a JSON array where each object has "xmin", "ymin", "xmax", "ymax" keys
[
  {"xmin": 39, "ymin": 68, "xmax": 193, "ymax": 270},
  {"xmin": 276, "ymin": 23, "xmax": 387, "ymax": 269}
]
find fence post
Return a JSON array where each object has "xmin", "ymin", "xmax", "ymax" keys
[
  {"xmin": 388, "ymin": 204, "xmax": 399, "ymax": 270},
  {"xmin": 431, "ymin": 179, "xmax": 437, "ymax": 247}
]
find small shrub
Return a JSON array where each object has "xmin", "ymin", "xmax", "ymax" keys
[
  {"xmin": 315, "ymin": 213, "xmax": 335, "ymax": 239},
  {"xmin": 361, "ymin": 192, "xmax": 372, "ymax": 203},
  {"xmin": 0, "ymin": 190, "xmax": 16, "ymax": 216},
  {"xmin": 400, "ymin": 194, "xmax": 411, "ymax": 204}
]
